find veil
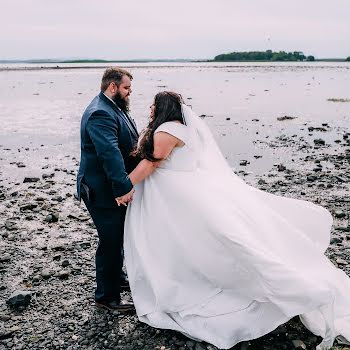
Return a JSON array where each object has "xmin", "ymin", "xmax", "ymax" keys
[
  {"xmin": 181, "ymin": 103, "xmax": 242, "ymax": 181},
  {"xmin": 181, "ymin": 103, "xmax": 336, "ymax": 350}
]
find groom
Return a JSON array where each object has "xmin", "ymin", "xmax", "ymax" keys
[{"xmin": 77, "ymin": 67, "xmax": 139, "ymax": 311}]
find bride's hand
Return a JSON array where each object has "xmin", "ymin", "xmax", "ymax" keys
[{"xmin": 115, "ymin": 188, "xmax": 135, "ymax": 206}]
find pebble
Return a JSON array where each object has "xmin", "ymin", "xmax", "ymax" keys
[
  {"xmin": 44, "ymin": 212, "xmax": 60, "ymax": 223},
  {"xmin": 41, "ymin": 269, "xmax": 52, "ymax": 280},
  {"xmin": 7, "ymin": 290, "xmax": 32, "ymax": 308},
  {"xmin": 58, "ymin": 270, "xmax": 70, "ymax": 279},
  {"xmin": 23, "ymin": 177, "xmax": 40, "ymax": 183},
  {"xmin": 291, "ymin": 339, "xmax": 307, "ymax": 349},
  {"xmin": 313, "ymin": 138, "xmax": 325, "ymax": 145},
  {"xmin": 336, "ymin": 258, "xmax": 348, "ymax": 265}
]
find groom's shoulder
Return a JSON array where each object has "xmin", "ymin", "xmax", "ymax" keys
[{"xmin": 83, "ymin": 94, "xmax": 115, "ymax": 118}]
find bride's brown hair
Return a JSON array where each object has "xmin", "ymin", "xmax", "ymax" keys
[{"xmin": 133, "ymin": 91, "xmax": 185, "ymax": 161}]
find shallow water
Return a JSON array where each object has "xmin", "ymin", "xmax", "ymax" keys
[{"xmin": 0, "ymin": 62, "xmax": 349, "ymax": 183}]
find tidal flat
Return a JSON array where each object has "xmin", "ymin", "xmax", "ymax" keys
[{"xmin": 0, "ymin": 62, "xmax": 349, "ymax": 349}]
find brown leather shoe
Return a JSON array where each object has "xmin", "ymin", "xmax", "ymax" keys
[{"xmin": 95, "ymin": 300, "xmax": 135, "ymax": 312}]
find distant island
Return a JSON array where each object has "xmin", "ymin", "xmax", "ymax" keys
[{"xmin": 213, "ymin": 50, "xmax": 316, "ymax": 62}]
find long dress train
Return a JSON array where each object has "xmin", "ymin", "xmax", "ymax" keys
[{"xmin": 124, "ymin": 105, "xmax": 350, "ymax": 350}]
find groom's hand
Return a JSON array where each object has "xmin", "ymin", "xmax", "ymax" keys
[{"xmin": 115, "ymin": 188, "xmax": 135, "ymax": 207}]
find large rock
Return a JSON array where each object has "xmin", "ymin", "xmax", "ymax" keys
[{"xmin": 7, "ymin": 290, "xmax": 32, "ymax": 308}]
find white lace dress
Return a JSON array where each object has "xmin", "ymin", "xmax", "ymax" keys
[{"xmin": 124, "ymin": 119, "xmax": 350, "ymax": 350}]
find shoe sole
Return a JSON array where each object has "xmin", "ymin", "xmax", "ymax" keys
[{"xmin": 95, "ymin": 302, "xmax": 135, "ymax": 312}]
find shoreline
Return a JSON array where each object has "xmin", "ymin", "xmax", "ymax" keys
[{"xmin": 1, "ymin": 62, "xmax": 349, "ymax": 72}]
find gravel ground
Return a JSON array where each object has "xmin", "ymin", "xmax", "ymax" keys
[{"xmin": 1, "ymin": 122, "xmax": 350, "ymax": 350}]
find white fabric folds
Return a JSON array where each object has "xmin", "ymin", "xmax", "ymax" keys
[{"xmin": 124, "ymin": 104, "xmax": 350, "ymax": 349}]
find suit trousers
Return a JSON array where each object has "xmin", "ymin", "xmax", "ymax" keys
[{"xmin": 82, "ymin": 197, "xmax": 126, "ymax": 303}]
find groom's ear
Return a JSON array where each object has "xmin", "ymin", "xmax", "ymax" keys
[{"xmin": 109, "ymin": 81, "xmax": 118, "ymax": 94}]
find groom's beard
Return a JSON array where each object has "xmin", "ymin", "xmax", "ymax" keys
[{"xmin": 112, "ymin": 91, "xmax": 130, "ymax": 113}]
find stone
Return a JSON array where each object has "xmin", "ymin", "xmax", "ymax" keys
[
  {"xmin": 80, "ymin": 241, "xmax": 91, "ymax": 249},
  {"xmin": 334, "ymin": 210, "xmax": 346, "ymax": 219},
  {"xmin": 335, "ymin": 175, "xmax": 347, "ymax": 182},
  {"xmin": 67, "ymin": 213, "xmax": 90, "ymax": 222},
  {"xmin": 308, "ymin": 126, "xmax": 327, "ymax": 132},
  {"xmin": 291, "ymin": 340, "xmax": 306, "ymax": 349},
  {"xmin": 51, "ymin": 243, "xmax": 66, "ymax": 251},
  {"xmin": 335, "ymin": 225, "xmax": 350, "ymax": 232},
  {"xmin": 277, "ymin": 164, "xmax": 286, "ymax": 172},
  {"xmin": 58, "ymin": 270, "xmax": 70, "ymax": 279},
  {"xmin": 52, "ymin": 195, "xmax": 64, "ymax": 202},
  {"xmin": 42, "ymin": 173, "xmax": 55, "ymax": 179},
  {"xmin": 23, "ymin": 177, "xmax": 40, "ymax": 183},
  {"xmin": 0, "ymin": 313, "xmax": 11, "ymax": 322},
  {"xmin": 277, "ymin": 115, "xmax": 296, "ymax": 121},
  {"xmin": 61, "ymin": 259, "xmax": 70, "ymax": 267},
  {"xmin": 7, "ymin": 290, "xmax": 32, "ymax": 308},
  {"xmin": 19, "ymin": 202, "xmax": 38, "ymax": 211},
  {"xmin": 41, "ymin": 269, "xmax": 52, "ymax": 280},
  {"xmin": 0, "ymin": 253, "xmax": 11, "ymax": 263},
  {"xmin": 0, "ymin": 326, "xmax": 19, "ymax": 340},
  {"xmin": 336, "ymin": 258, "xmax": 348, "ymax": 265},
  {"xmin": 5, "ymin": 220, "xmax": 19, "ymax": 231},
  {"xmin": 313, "ymin": 138, "xmax": 325, "ymax": 146},
  {"xmin": 307, "ymin": 175, "xmax": 317, "ymax": 182},
  {"xmin": 239, "ymin": 160, "xmax": 249, "ymax": 166},
  {"xmin": 32, "ymin": 275, "xmax": 40, "ymax": 283},
  {"xmin": 44, "ymin": 212, "xmax": 59, "ymax": 223},
  {"xmin": 257, "ymin": 179, "xmax": 267, "ymax": 185},
  {"xmin": 331, "ymin": 237, "xmax": 343, "ymax": 244}
]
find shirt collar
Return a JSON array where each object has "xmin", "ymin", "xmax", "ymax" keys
[{"xmin": 103, "ymin": 93, "xmax": 118, "ymax": 107}]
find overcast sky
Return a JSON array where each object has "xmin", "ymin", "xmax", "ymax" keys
[{"xmin": 1, "ymin": 0, "xmax": 349, "ymax": 60}]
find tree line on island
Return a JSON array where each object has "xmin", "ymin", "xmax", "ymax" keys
[{"xmin": 214, "ymin": 50, "xmax": 317, "ymax": 62}]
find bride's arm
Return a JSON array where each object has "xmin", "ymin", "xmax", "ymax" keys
[{"xmin": 129, "ymin": 132, "xmax": 182, "ymax": 185}]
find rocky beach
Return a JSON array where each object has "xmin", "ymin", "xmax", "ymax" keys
[{"xmin": 1, "ymin": 62, "xmax": 350, "ymax": 350}]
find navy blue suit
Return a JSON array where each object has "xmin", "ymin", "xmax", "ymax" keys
[{"xmin": 77, "ymin": 92, "xmax": 139, "ymax": 302}]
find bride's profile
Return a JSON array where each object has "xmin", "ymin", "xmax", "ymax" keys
[{"xmin": 118, "ymin": 91, "xmax": 350, "ymax": 350}]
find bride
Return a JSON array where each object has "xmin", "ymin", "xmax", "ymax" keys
[{"xmin": 117, "ymin": 91, "xmax": 350, "ymax": 350}]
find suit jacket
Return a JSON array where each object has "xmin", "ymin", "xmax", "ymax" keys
[{"xmin": 77, "ymin": 92, "xmax": 139, "ymax": 208}]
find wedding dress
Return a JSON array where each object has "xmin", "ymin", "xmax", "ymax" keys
[{"xmin": 124, "ymin": 104, "xmax": 350, "ymax": 350}]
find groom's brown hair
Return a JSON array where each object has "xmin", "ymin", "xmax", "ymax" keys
[{"xmin": 101, "ymin": 67, "xmax": 133, "ymax": 91}]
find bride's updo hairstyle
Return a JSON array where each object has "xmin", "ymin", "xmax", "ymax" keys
[{"xmin": 134, "ymin": 91, "xmax": 184, "ymax": 161}]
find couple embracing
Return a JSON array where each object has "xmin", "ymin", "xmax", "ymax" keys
[{"xmin": 77, "ymin": 67, "xmax": 350, "ymax": 350}]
